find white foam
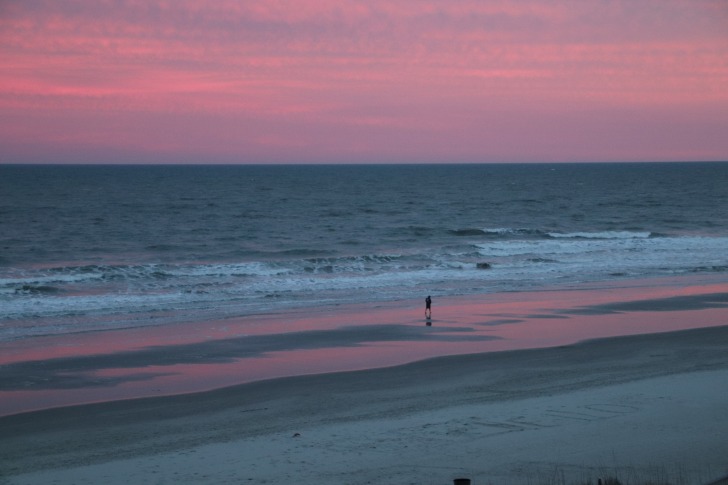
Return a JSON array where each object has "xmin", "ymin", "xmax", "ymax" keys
[
  {"xmin": 164, "ymin": 262, "xmax": 292, "ymax": 278},
  {"xmin": 548, "ymin": 231, "xmax": 652, "ymax": 239},
  {"xmin": 0, "ymin": 271, "xmax": 104, "ymax": 287},
  {"xmin": 3, "ymin": 234, "xmax": 728, "ymax": 341}
]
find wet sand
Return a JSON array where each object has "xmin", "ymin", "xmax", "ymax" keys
[
  {"xmin": 2, "ymin": 276, "xmax": 727, "ymax": 417},
  {"xmin": 1, "ymin": 278, "xmax": 728, "ymax": 483}
]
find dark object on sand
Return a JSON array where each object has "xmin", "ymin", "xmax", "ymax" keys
[{"xmin": 453, "ymin": 479, "xmax": 471, "ymax": 485}]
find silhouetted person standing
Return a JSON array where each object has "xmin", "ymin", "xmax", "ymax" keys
[{"xmin": 425, "ymin": 295, "xmax": 432, "ymax": 319}]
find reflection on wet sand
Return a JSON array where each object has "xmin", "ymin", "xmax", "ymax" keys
[{"xmin": 1, "ymin": 277, "xmax": 726, "ymax": 416}]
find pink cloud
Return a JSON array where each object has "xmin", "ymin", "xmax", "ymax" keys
[{"xmin": 1, "ymin": 0, "xmax": 727, "ymax": 163}]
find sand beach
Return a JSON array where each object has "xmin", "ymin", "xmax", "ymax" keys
[
  {"xmin": 1, "ymin": 279, "xmax": 727, "ymax": 484},
  {"xmin": 4, "ymin": 1, "xmax": 728, "ymax": 482}
]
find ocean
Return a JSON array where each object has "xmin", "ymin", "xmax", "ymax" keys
[{"xmin": 1, "ymin": 162, "xmax": 727, "ymax": 342}]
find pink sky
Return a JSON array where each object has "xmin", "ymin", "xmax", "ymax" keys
[{"xmin": 2, "ymin": 1, "xmax": 727, "ymax": 164}]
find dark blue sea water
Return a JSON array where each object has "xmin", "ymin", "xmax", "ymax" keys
[{"xmin": 1, "ymin": 163, "xmax": 727, "ymax": 341}]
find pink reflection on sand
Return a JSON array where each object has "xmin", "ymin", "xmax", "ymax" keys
[
  {"xmin": 0, "ymin": 305, "xmax": 356, "ymax": 366},
  {"xmin": 1, "ymin": 277, "xmax": 726, "ymax": 416}
]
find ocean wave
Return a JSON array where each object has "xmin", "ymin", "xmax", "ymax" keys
[
  {"xmin": 389, "ymin": 226, "xmax": 439, "ymax": 237},
  {"xmin": 449, "ymin": 227, "xmax": 550, "ymax": 237},
  {"xmin": 691, "ymin": 265, "xmax": 728, "ymax": 273},
  {"xmin": 0, "ymin": 269, "xmax": 104, "ymax": 288},
  {"xmin": 547, "ymin": 231, "xmax": 652, "ymax": 239},
  {"xmin": 13, "ymin": 285, "xmax": 63, "ymax": 295},
  {"xmin": 470, "ymin": 228, "xmax": 655, "ymax": 241},
  {"xmin": 3, "ymin": 234, "xmax": 728, "ymax": 337},
  {"xmin": 449, "ymin": 228, "xmax": 487, "ymax": 236},
  {"xmin": 270, "ymin": 248, "xmax": 336, "ymax": 258},
  {"xmin": 526, "ymin": 258, "xmax": 558, "ymax": 263},
  {"xmin": 474, "ymin": 234, "xmax": 727, "ymax": 261},
  {"xmin": 1, "ymin": 253, "xmax": 418, "ymax": 293},
  {"xmin": 0, "ymin": 262, "xmax": 268, "ymax": 290},
  {"xmin": 481, "ymin": 228, "xmax": 550, "ymax": 238},
  {"xmin": 299, "ymin": 254, "xmax": 419, "ymax": 274}
]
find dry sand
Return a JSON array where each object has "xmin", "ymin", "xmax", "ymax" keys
[{"xmin": 2, "ymin": 325, "xmax": 728, "ymax": 485}]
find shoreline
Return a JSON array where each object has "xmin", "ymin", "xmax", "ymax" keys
[
  {"xmin": 1, "ymin": 274, "xmax": 727, "ymax": 417},
  {"xmin": 2, "ymin": 324, "xmax": 728, "ymax": 483},
  {"xmin": 2, "ymin": 275, "xmax": 728, "ymax": 483}
]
